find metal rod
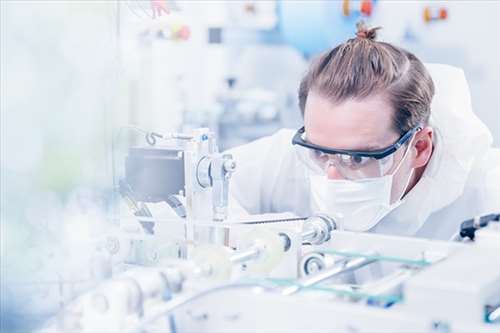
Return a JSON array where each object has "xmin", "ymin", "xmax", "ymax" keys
[
  {"xmin": 301, "ymin": 228, "xmax": 317, "ymax": 243},
  {"xmin": 282, "ymin": 256, "xmax": 377, "ymax": 296},
  {"xmin": 165, "ymin": 133, "xmax": 194, "ymax": 140},
  {"xmin": 230, "ymin": 247, "xmax": 261, "ymax": 264}
]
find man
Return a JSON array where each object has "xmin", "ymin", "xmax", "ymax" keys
[{"xmin": 227, "ymin": 24, "xmax": 500, "ymax": 240}]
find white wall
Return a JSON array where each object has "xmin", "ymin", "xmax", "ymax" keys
[{"xmin": 373, "ymin": 0, "xmax": 500, "ymax": 145}]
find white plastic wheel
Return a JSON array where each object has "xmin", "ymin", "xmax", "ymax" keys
[
  {"xmin": 191, "ymin": 244, "xmax": 232, "ymax": 281},
  {"xmin": 238, "ymin": 228, "xmax": 285, "ymax": 274}
]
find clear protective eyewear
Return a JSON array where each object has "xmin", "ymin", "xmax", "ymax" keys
[{"xmin": 292, "ymin": 126, "xmax": 421, "ymax": 180}]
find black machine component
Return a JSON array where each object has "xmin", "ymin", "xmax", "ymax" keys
[
  {"xmin": 125, "ymin": 146, "xmax": 185, "ymax": 203},
  {"xmin": 485, "ymin": 303, "xmax": 500, "ymax": 323},
  {"xmin": 459, "ymin": 213, "xmax": 500, "ymax": 240},
  {"xmin": 121, "ymin": 146, "xmax": 187, "ymax": 234}
]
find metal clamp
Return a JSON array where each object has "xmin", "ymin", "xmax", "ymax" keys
[{"xmin": 302, "ymin": 214, "xmax": 337, "ymax": 245}]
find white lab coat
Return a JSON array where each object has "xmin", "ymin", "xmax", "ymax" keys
[{"xmin": 227, "ymin": 64, "xmax": 500, "ymax": 240}]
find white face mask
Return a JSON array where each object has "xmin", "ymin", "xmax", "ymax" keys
[{"xmin": 309, "ymin": 144, "xmax": 414, "ymax": 232}]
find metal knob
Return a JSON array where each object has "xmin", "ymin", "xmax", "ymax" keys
[{"xmin": 302, "ymin": 214, "xmax": 337, "ymax": 245}]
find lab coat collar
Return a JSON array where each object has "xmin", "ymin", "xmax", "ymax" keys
[
  {"xmin": 373, "ymin": 64, "xmax": 493, "ymax": 237},
  {"xmin": 374, "ymin": 131, "xmax": 444, "ymax": 237}
]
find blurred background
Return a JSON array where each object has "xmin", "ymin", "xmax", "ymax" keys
[{"xmin": 1, "ymin": 0, "xmax": 499, "ymax": 331}]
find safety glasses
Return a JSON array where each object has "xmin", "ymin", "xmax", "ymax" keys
[{"xmin": 292, "ymin": 126, "xmax": 421, "ymax": 180}]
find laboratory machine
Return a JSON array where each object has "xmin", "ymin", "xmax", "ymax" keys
[{"xmin": 38, "ymin": 127, "xmax": 500, "ymax": 333}]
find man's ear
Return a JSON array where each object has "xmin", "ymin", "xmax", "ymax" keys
[{"xmin": 411, "ymin": 127, "xmax": 433, "ymax": 168}]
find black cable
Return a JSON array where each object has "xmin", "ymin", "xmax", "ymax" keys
[{"xmin": 459, "ymin": 213, "xmax": 500, "ymax": 240}]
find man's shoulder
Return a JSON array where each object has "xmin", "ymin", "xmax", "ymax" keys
[
  {"xmin": 226, "ymin": 128, "xmax": 297, "ymax": 160},
  {"xmin": 225, "ymin": 128, "xmax": 304, "ymax": 214},
  {"xmin": 469, "ymin": 148, "xmax": 500, "ymax": 180},
  {"xmin": 251, "ymin": 128, "xmax": 297, "ymax": 146},
  {"xmin": 466, "ymin": 147, "xmax": 500, "ymax": 210}
]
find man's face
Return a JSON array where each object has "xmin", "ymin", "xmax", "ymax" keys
[{"xmin": 303, "ymin": 90, "xmax": 416, "ymax": 203}]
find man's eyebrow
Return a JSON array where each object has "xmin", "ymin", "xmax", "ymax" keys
[
  {"xmin": 305, "ymin": 133, "xmax": 391, "ymax": 151},
  {"xmin": 355, "ymin": 144, "xmax": 386, "ymax": 151},
  {"xmin": 307, "ymin": 140, "xmax": 386, "ymax": 152},
  {"xmin": 356, "ymin": 135, "xmax": 401, "ymax": 151}
]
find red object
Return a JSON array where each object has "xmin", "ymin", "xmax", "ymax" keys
[
  {"xmin": 177, "ymin": 26, "xmax": 191, "ymax": 41},
  {"xmin": 439, "ymin": 8, "xmax": 448, "ymax": 20},
  {"xmin": 360, "ymin": 0, "xmax": 373, "ymax": 17}
]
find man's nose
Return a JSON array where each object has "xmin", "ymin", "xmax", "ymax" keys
[{"xmin": 326, "ymin": 163, "xmax": 345, "ymax": 180}]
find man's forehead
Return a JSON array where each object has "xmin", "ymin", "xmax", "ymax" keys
[{"xmin": 304, "ymin": 91, "xmax": 399, "ymax": 150}]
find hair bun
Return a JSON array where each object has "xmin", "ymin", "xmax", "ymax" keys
[{"xmin": 355, "ymin": 21, "xmax": 381, "ymax": 41}]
